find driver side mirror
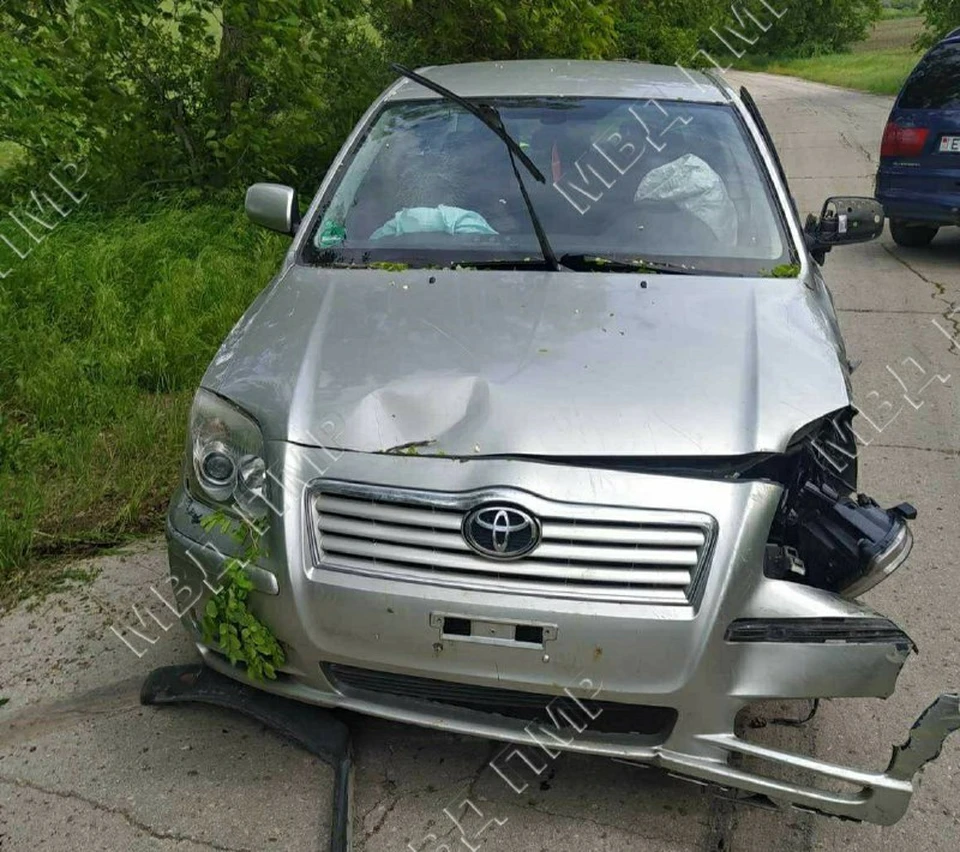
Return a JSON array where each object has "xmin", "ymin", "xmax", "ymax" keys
[
  {"xmin": 804, "ymin": 196, "xmax": 884, "ymax": 265},
  {"xmin": 245, "ymin": 183, "xmax": 300, "ymax": 236}
]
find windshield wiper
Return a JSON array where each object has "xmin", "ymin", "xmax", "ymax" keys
[
  {"xmin": 390, "ymin": 63, "xmax": 563, "ymax": 272},
  {"xmin": 559, "ymin": 254, "xmax": 704, "ymax": 275}
]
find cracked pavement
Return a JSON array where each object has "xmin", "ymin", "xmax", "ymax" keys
[{"xmin": 2, "ymin": 72, "xmax": 959, "ymax": 851}]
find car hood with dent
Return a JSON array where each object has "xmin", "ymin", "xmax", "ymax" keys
[{"xmin": 203, "ymin": 266, "xmax": 851, "ymax": 458}]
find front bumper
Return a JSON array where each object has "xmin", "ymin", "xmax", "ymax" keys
[{"xmin": 167, "ymin": 445, "xmax": 959, "ymax": 825}]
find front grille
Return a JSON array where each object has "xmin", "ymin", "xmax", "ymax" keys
[
  {"xmin": 324, "ymin": 663, "xmax": 677, "ymax": 738},
  {"xmin": 308, "ymin": 481, "xmax": 715, "ymax": 604}
]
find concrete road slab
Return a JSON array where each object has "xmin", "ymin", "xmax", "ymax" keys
[
  {"xmin": 806, "ymin": 444, "xmax": 960, "ymax": 852},
  {"xmin": 0, "ymin": 548, "xmax": 335, "ymax": 852},
  {"xmin": 0, "ymin": 541, "xmax": 193, "ymax": 713},
  {"xmin": 350, "ymin": 716, "xmax": 715, "ymax": 852},
  {"xmin": 0, "ymin": 780, "xmax": 217, "ymax": 852},
  {"xmin": 840, "ymin": 311, "xmax": 959, "ymax": 453}
]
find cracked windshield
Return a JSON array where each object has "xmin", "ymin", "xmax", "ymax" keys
[{"xmin": 309, "ymin": 98, "xmax": 792, "ymax": 274}]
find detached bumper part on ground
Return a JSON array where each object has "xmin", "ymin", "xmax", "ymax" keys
[
  {"xmin": 141, "ymin": 664, "xmax": 354, "ymax": 852},
  {"xmin": 166, "ymin": 448, "xmax": 960, "ymax": 827}
]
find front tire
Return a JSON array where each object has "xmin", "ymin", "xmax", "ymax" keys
[{"xmin": 890, "ymin": 219, "xmax": 939, "ymax": 248}]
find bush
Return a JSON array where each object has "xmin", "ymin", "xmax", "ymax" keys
[
  {"xmin": 917, "ymin": 0, "xmax": 960, "ymax": 47},
  {"xmin": 615, "ymin": 0, "xmax": 728, "ymax": 64},
  {"xmin": 0, "ymin": 2, "xmax": 389, "ymax": 204},
  {"xmin": 747, "ymin": 0, "xmax": 883, "ymax": 58},
  {"xmin": 370, "ymin": 0, "xmax": 619, "ymax": 65}
]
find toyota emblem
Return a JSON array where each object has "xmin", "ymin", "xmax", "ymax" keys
[{"xmin": 463, "ymin": 505, "xmax": 541, "ymax": 559}]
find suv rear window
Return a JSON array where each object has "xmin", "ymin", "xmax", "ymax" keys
[{"xmin": 900, "ymin": 42, "xmax": 960, "ymax": 109}]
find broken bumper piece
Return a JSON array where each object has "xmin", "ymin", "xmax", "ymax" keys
[
  {"xmin": 197, "ymin": 638, "xmax": 958, "ymax": 827},
  {"xmin": 658, "ymin": 693, "xmax": 960, "ymax": 825}
]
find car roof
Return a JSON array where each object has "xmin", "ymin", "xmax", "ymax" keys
[{"xmin": 387, "ymin": 60, "xmax": 731, "ymax": 105}]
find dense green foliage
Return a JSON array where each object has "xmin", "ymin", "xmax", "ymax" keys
[
  {"xmin": 0, "ymin": 1, "xmax": 386, "ymax": 202},
  {"xmin": 736, "ymin": 12, "xmax": 925, "ymax": 94},
  {"xmin": 615, "ymin": 0, "xmax": 727, "ymax": 63},
  {"xmin": 371, "ymin": 0, "xmax": 618, "ymax": 64},
  {"xmin": 743, "ymin": 0, "xmax": 884, "ymax": 58},
  {"xmin": 918, "ymin": 0, "xmax": 960, "ymax": 46}
]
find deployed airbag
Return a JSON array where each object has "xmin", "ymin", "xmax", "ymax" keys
[
  {"xmin": 371, "ymin": 205, "xmax": 498, "ymax": 240},
  {"xmin": 634, "ymin": 154, "xmax": 738, "ymax": 245}
]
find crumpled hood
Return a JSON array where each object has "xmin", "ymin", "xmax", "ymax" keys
[{"xmin": 203, "ymin": 266, "xmax": 851, "ymax": 457}]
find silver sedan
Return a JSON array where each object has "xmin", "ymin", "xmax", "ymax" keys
[{"xmin": 166, "ymin": 59, "xmax": 959, "ymax": 826}]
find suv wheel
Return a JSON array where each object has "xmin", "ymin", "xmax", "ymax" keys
[{"xmin": 890, "ymin": 219, "xmax": 939, "ymax": 247}]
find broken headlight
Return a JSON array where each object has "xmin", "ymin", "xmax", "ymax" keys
[
  {"xmin": 766, "ymin": 410, "xmax": 916, "ymax": 598},
  {"xmin": 186, "ymin": 389, "xmax": 269, "ymax": 521},
  {"xmin": 786, "ymin": 482, "xmax": 916, "ymax": 597}
]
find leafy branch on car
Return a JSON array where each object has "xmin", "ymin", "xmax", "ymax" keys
[{"xmin": 198, "ymin": 511, "xmax": 285, "ymax": 681}]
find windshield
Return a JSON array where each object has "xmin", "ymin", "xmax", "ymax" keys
[{"xmin": 305, "ymin": 97, "xmax": 793, "ymax": 275}]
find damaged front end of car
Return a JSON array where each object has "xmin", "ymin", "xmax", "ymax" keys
[
  {"xmin": 758, "ymin": 407, "xmax": 917, "ymax": 600},
  {"xmin": 596, "ymin": 405, "xmax": 957, "ymax": 824},
  {"xmin": 167, "ymin": 403, "xmax": 959, "ymax": 828}
]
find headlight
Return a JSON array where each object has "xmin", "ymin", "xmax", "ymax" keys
[{"xmin": 186, "ymin": 389, "xmax": 269, "ymax": 520}]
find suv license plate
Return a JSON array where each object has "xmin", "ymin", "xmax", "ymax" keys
[{"xmin": 940, "ymin": 136, "xmax": 960, "ymax": 153}]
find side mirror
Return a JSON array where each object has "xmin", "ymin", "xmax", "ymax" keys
[
  {"xmin": 804, "ymin": 196, "xmax": 885, "ymax": 265},
  {"xmin": 245, "ymin": 183, "xmax": 300, "ymax": 235}
]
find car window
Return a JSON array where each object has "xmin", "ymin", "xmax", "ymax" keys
[
  {"xmin": 306, "ymin": 97, "xmax": 792, "ymax": 275},
  {"xmin": 899, "ymin": 42, "xmax": 960, "ymax": 110}
]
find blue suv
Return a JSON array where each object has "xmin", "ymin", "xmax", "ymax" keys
[{"xmin": 876, "ymin": 28, "xmax": 960, "ymax": 247}]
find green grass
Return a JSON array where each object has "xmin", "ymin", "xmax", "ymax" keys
[
  {"xmin": 735, "ymin": 17, "xmax": 925, "ymax": 96},
  {"xmin": 0, "ymin": 202, "xmax": 288, "ymax": 603},
  {"xmin": 0, "ymin": 142, "xmax": 23, "ymax": 175},
  {"xmin": 881, "ymin": 6, "xmax": 922, "ymax": 19},
  {"xmin": 737, "ymin": 48, "xmax": 922, "ymax": 95}
]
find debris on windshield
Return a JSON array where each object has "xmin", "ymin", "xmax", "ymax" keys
[
  {"xmin": 370, "ymin": 261, "xmax": 411, "ymax": 271},
  {"xmin": 772, "ymin": 263, "xmax": 801, "ymax": 278},
  {"xmin": 383, "ymin": 439, "xmax": 437, "ymax": 455}
]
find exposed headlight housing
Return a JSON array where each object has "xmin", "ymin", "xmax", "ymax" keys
[
  {"xmin": 186, "ymin": 389, "xmax": 269, "ymax": 520},
  {"xmin": 786, "ymin": 483, "xmax": 916, "ymax": 598}
]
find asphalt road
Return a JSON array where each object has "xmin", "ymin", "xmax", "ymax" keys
[{"xmin": 1, "ymin": 71, "xmax": 959, "ymax": 852}]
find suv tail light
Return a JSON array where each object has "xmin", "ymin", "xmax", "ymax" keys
[{"xmin": 881, "ymin": 122, "xmax": 930, "ymax": 157}]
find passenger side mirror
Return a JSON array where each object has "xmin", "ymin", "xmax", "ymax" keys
[
  {"xmin": 804, "ymin": 196, "xmax": 885, "ymax": 265},
  {"xmin": 245, "ymin": 183, "xmax": 300, "ymax": 236}
]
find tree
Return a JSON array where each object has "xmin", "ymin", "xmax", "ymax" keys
[
  {"xmin": 614, "ymin": 0, "xmax": 729, "ymax": 64},
  {"xmin": 745, "ymin": 0, "xmax": 883, "ymax": 57},
  {"xmin": 917, "ymin": 0, "xmax": 960, "ymax": 48},
  {"xmin": 0, "ymin": 1, "xmax": 386, "ymax": 201},
  {"xmin": 370, "ymin": 0, "xmax": 619, "ymax": 66}
]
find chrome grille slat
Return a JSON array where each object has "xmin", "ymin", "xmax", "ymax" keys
[
  {"xmin": 318, "ymin": 515, "xmax": 470, "ymax": 552},
  {"xmin": 316, "ymin": 554, "xmax": 692, "ymax": 604},
  {"xmin": 541, "ymin": 522, "xmax": 705, "ymax": 547},
  {"xmin": 319, "ymin": 535, "xmax": 692, "ymax": 586},
  {"xmin": 531, "ymin": 542, "xmax": 698, "ymax": 566},
  {"xmin": 309, "ymin": 481, "xmax": 716, "ymax": 605},
  {"xmin": 316, "ymin": 495, "xmax": 462, "ymax": 530}
]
